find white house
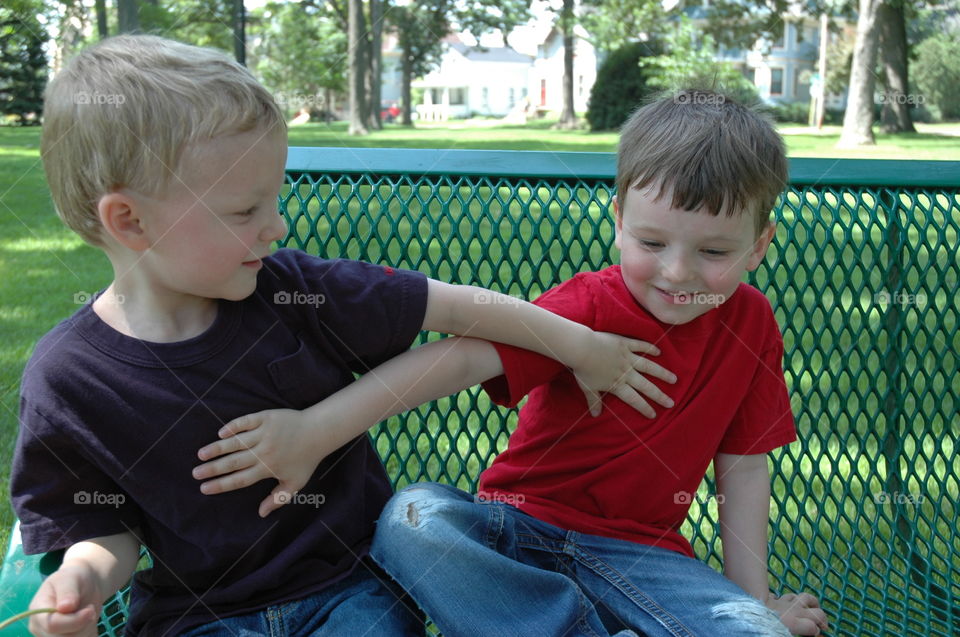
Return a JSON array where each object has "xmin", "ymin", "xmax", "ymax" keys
[
  {"xmin": 411, "ymin": 39, "xmax": 533, "ymax": 120},
  {"xmin": 528, "ymin": 25, "xmax": 599, "ymax": 115}
]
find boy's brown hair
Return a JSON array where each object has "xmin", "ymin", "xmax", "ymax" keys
[
  {"xmin": 616, "ymin": 89, "xmax": 787, "ymax": 237},
  {"xmin": 41, "ymin": 34, "xmax": 286, "ymax": 246}
]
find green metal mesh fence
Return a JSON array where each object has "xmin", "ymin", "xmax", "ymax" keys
[{"xmin": 277, "ymin": 150, "xmax": 959, "ymax": 637}]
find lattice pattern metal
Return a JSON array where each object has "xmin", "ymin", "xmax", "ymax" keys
[
  {"xmin": 277, "ymin": 169, "xmax": 959, "ymax": 637},
  {"xmin": 7, "ymin": 156, "xmax": 955, "ymax": 637}
]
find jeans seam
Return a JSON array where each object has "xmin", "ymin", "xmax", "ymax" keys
[
  {"xmin": 574, "ymin": 547, "xmax": 693, "ymax": 637},
  {"xmin": 266, "ymin": 606, "xmax": 285, "ymax": 637},
  {"xmin": 483, "ymin": 503, "xmax": 505, "ymax": 550}
]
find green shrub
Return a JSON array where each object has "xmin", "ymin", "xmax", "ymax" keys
[
  {"xmin": 913, "ymin": 33, "xmax": 960, "ymax": 120},
  {"xmin": 769, "ymin": 101, "xmax": 811, "ymax": 124},
  {"xmin": 586, "ymin": 41, "xmax": 662, "ymax": 131}
]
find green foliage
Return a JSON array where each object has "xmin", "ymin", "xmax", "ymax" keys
[
  {"xmin": 769, "ymin": 100, "xmax": 811, "ymax": 123},
  {"xmin": 912, "ymin": 32, "xmax": 960, "ymax": 120},
  {"xmin": 825, "ymin": 27, "xmax": 854, "ymax": 97},
  {"xmin": 580, "ymin": 0, "xmax": 666, "ymax": 54},
  {"xmin": 390, "ymin": 0, "xmax": 531, "ymax": 82},
  {"xmin": 0, "ymin": 2, "xmax": 48, "ymax": 125},
  {"xmin": 585, "ymin": 40, "xmax": 661, "ymax": 131},
  {"xmin": 251, "ymin": 2, "xmax": 346, "ymax": 116},
  {"xmin": 137, "ymin": 0, "xmax": 236, "ymax": 52},
  {"xmin": 638, "ymin": 18, "xmax": 760, "ymax": 107}
]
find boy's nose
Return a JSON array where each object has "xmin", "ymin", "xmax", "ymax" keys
[
  {"xmin": 262, "ymin": 210, "xmax": 288, "ymax": 243},
  {"xmin": 661, "ymin": 252, "xmax": 694, "ymax": 284}
]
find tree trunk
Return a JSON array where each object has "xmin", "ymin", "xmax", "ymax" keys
[
  {"xmin": 839, "ymin": 0, "xmax": 883, "ymax": 147},
  {"xmin": 117, "ymin": 0, "xmax": 139, "ymax": 33},
  {"xmin": 401, "ymin": 53, "xmax": 414, "ymax": 126},
  {"xmin": 556, "ymin": 0, "xmax": 577, "ymax": 129},
  {"xmin": 348, "ymin": 0, "xmax": 368, "ymax": 135},
  {"xmin": 366, "ymin": 0, "xmax": 383, "ymax": 130},
  {"xmin": 94, "ymin": 0, "xmax": 108, "ymax": 38},
  {"xmin": 877, "ymin": 0, "xmax": 915, "ymax": 133},
  {"xmin": 232, "ymin": 0, "xmax": 246, "ymax": 66}
]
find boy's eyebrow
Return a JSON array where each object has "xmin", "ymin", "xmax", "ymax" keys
[{"xmin": 627, "ymin": 225, "xmax": 741, "ymax": 243}]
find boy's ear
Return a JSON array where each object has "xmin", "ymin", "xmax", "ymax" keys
[
  {"xmin": 97, "ymin": 192, "xmax": 150, "ymax": 251},
  {"xmin": 746, "ymin": 222, "xmax": 777, "ymax": 271},
  {"xmin": 613, "ymin": 195, "xmax": 623, "ymax": 249}
]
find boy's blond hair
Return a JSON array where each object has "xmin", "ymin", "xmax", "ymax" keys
[
  {"xmin": 616, "ymin": 89, "xmax": 787, "ymax": 237},
  {"xmin": 41, "ymin": 34, "xmax": 286, "ymax": 246}
]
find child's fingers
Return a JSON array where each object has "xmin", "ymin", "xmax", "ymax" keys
[
  {"xmin": 583, "ymin": 387, "xmax": 602, "ymax": 417},
  {"xmin": 197, "ymin": 430, "xmax": 259, "ymax": 461},
  {"xmin": 631, "ymin": 354, "xmax": 677, "ymax": 384},
  {"xmin": 217, "ymin": 414, "xmax": 263, "ymax": 438},
  {"xmin": 623, "ymin": 338, "xmax": 661, "ymax": 357},
  {"xmin": 610, "ymin": 386, "xmax": 656, "ymax": 419},
  {"xmin": 197, "ymin": 462, "xmax": 271, "ymax": 494},
  {"xmin": 623, "ymin": 370, "xmax": 674, "ymax": 408},
  {"xmin": 259, "ymin": 484, "xmax": 296, "ymax": 517},
  {"xmin": 32, "ymin": 606, "xmax": 98, "ymax": 636}
]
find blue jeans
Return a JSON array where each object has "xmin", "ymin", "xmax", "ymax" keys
[
  {"xmin": 179, "ymin": 559, "xmax": 424, "ymax": 636},
  {"xmin": 371, "ymin": 483, "xmax": 791, "ymax": 637}
]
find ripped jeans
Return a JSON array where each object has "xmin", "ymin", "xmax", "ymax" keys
[{"xmin": 371, "ymin": 483, "xmax": 791, "ymax": 637}]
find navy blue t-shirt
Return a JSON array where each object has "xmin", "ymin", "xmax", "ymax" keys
[{"xmin": 11, "ymin": 249, "xmax": 428, "ymax": 636}]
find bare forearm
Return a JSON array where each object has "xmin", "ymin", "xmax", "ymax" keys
[
  {"xmin": 301, "ymin": 337, "xmax": 502, "ymax": 451},
  {"xmin": 61, "ymin": 531, "xmax": 140, "ymax": 602},
  {"xmin": 716, "ymin": 453, "xmax": 772, "ymax": 600},
  {"xmin": 422, "ymin": 279, "xmax": 593, "ymax": 370}
]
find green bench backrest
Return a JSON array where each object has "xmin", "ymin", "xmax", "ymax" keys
[{"xmin": 279, "ymin": 149, "xmax": 959, "ymax": 637}]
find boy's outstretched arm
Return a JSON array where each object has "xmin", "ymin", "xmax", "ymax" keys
[
  {"xmin": 27, "ymin": 531, "xmax": 140, "ymax": 636},
  {"xmin": 715, "ymin": 453, "xmax": 830, "ymax": 636},
  {"xmin": 194, "ymin": 279, "xmax": 680, "ymax": 517},
  {"xmin": 419, "ymin": 279, "xmax": 674, "ymax": 416},
  {"xmin": 194, "ymin": 337, "xmax": 504, "ymax": 516}
]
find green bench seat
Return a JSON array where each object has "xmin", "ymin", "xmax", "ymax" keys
[{"xmin": 1, "ymin": 149, "xmax": 958, "ymax": 636}]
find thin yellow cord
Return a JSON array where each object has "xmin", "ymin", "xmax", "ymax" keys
[{"xmin": 0, "ymin": 608, "xmax": 57, "ymax": 630}]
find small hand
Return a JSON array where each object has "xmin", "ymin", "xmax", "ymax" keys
[
  {"xmin": 193, "ymin": 409, "xmax": 322, "ymax": 517},
  {"xmin": 571, "ymin": 333, "xmax": 676, "ymax": 417},
  {"xmin": 28, "ymin": 563, "xmax": 101, "ymax": 637},
  {"xmin": 766, "ymin": 592, "xmax": 829, "ymax": 636}
]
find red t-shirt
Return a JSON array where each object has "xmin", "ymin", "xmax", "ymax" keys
[{"xmin": 478, "ymin": 266, "xmax": 797, "ymax": 557}]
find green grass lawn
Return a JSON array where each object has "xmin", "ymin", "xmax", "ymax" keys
[{"xmin": 1, "ymin": 121, "xmax": 958, "ymax": 632}]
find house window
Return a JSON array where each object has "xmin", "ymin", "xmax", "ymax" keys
[
  {"xmin": 449, "ymin": 88, "xmax": 466, "ymax": 105},
  {"xmin": 578, "ymin": 74, "xmax": 584, "ymax": 98},
  {"xmin": 481, "ymin": 87, "xmax": 488, "ymax": 108},
  {"xmin": 430, "ymin": 88, "xmax": 443, "ymax": 104},
  {"xmin": 770, "ymin": 68, "xmax": 784, "ymax": 96},
  {"xmin": 540, "ymin": 79, "xmax": 547, "ymax": 106},
  {"xmin": 771, "ymin": 24, "xmax": 786, "ymax": 50},
  {"xmin": 509, "ymin": 87, "xmax": 515, "ymax": 108}
]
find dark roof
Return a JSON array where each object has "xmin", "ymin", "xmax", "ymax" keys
[{"xmin": 448, "ymin": 42, "xmax": 533, "ymax": 63}]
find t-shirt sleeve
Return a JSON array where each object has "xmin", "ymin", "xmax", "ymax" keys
[
  {"xmin": 12, "ymin": 398, "xmax": 142, "ymax": 555},
  {"xmin": 272, "ymin": 250, "xmax": 429, "ymax": 374},
  {"xmin": 717, "ymin": 324, "xmax": 798, "ymax": 455},
  {"xmin": 482, "ymin": 276, "xmax": 597, "ymax": 407}
]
